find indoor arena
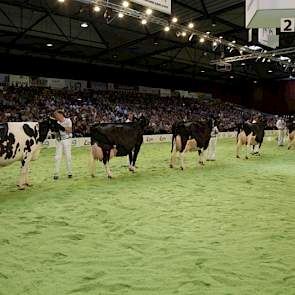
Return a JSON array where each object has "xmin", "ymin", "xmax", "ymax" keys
[{"xmin": 0, "ymin": 0, "xmax": 295, "ymax": 294}]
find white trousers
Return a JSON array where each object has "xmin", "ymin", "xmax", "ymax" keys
[
  {"xmin": 207, "ymin": 137, "xmax": 217, "ymax": 160},
  {"xmin": 278, "ymin": 129, "xmax": 285, "ymax": 146},
  {"xmin": 55, "ymin": 139, "xmax": 72, "ymax": 176}
]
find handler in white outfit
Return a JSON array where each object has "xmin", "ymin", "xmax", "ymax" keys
[
  {"xmin": 207, "ymin": 125, "xmax": 219, "ymax": 161},
  {"xmin": 53, "ymin": 110, "xmax": 73, "ymax": 179},
  {"xmin": 276, "ymin": 117, "xmax": 286, "ymax": 146}
]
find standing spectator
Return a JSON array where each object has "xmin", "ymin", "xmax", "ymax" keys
[
  {"xmin": 207, "ymin": 123, "xmax": 219, "ymax": 161},
  {"xmin": 276, "ymin": 116, "xmax": 286, "ymax": 146},
  {"xmin": 53, "ymin": 110, "xmax": 73, "ymax": 179}
]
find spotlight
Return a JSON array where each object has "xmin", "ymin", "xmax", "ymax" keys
[
  {"xmin": 212, "ymin": 41, "xmax": 218, "ymax": 47},
  {"xmin": 118, "ymin": 12, "xmax": 124, "ymax": 18},
  {"xmin": 241, "ymin": 62, "xmax": 246, "ymax": 66},
  {"xmin": 232, "ymin": 40, "xmax": 236, "ymax": 44},
  {"xmin": 211, "ymin": 19, "xmax": 216, "ymax": 27},
  {"xmin": 58, "ymin": 0, "xmax": 65, "ymax": 2},
  {"xmin": 80, "ymin": 22, "xmax": 88, "ymax": 28},
  {"xmin": 164, "ymin": 26, "xmax": 170, "ymax": 32},
  {"xmin": 172, "ymin": 17, "xmax": 178, "ymax": 23},
  {"xmin": 188, "ymin": 22, "xmax": 194, "ymax": 29},
  {"xmin": 267, "ymin": 59, "xmax": 271, "ymax": 63},
  {"xmin": 93, "ymin": 5, "xmax": 101, "ymax": 12},
  {"xmin": 230, "ymin": 75, "xmax": 234, "ymax": 79},
  {"xmin": 181, "ymin": 31, "xmax": 187, "ymax": 37},
  {"xmin": 199, "ymin": 37, "xmax": 205, "ymax": 43},
  {"xmin": 268, "ymin": 69, "xmax": 273, "ymax": 73},
  {"xmin": 46, "ymin": 43, "xmax": 53, "ymax": 47},
  {"xmin": 141, "ymin": 19, "xmax": 147, "ymax": 25},
  {"xmin": 206, "ymin": 31, "xmax": 210, "ymax": 35},
  {"xmin": 254, "ymin": 80, "xmax": 258, "ymax": 84},
  {"xmin": 201, "ymin": 70, "xmax": 205, "ymax": 73},
  {"xmin": 219, "ymin": 36, "xmax": 223, "ymax": 39},
  {"xmin": 122, "ymin": 1, "xmax": 129, "ymax": 8},
  {"xmin": 146, "ymin": 8, "xmax": 152, "ymax": 15}
]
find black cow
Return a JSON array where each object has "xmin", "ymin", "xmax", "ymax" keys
[
  {"xmin": 0, "ymin": 118, "xmax": 64, "ymax": 189},
  {"xmin": 236, "ymin": 121, "xmax": 265, "ymax": 159},
  {"xmin": 170, "ymin": 119, "xmax": 214, "ymax": 170},
  {"xmin": 90, "ymin": 116, "xmax": 149, "ymax": 178}
]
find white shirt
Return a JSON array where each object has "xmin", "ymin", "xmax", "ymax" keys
[
  {"xmin": 58, "ymin": 118, "xmax": 72, "ymax": 140},
  {"xmin": 211, "ymin": 126, "xmax": 219, "ymax": 137},
  {"xmin": 276, "ymin": 119, "xmax": 286, "ymax": 130}
]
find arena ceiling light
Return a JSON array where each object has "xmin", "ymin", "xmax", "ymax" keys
[
  {"xmin": 145, "ymin": 8, "xmax": 152, "ymax": 15},
  {"xmin": 46, "ymin": 43, "xmax": 53, "ymax": 47},
  {"xmin": 172, "ymin": 17, "xmax": 178, "ymax": 23},
  {"xmin": 58, "ymin": 0, "xmax": 65, "ymax": 2},
  {"xmin": 188, "ymin": 23, "xmax": 194, "ymax": 29},
  {"xmin": 241, "ymin": 62, "xmax": 246, "ymax": 66},
  {"xmin": 164, "ymin": 26, "xmax": 170, "ymax": 32},
  {"xmin": 254, "ymin": 80, "xmax": 258, "ymax": 83},
  {"xmin": 230, "ymin": 75, "xmax": 234, "ymax": 79},
  {"xmin": 141, "ymin": 19, "xmax": 147, "ymax": 25},
  {"xmin": 181, "ymin": 31, "xmax": 187, "ymax": 37},
  {"xmin": 80, "ymin": 22, "xmax": 88, "ymax": 28},
  {"xmin": 201, "ymin": 70, "xmax": 205, "ymax": 73},
  {"xmin": 93, "ymin": 5, "xmax": 101, "ymax": 12},
  {"xmin": 118, "ymin": 12, "xmax": 124, "ymax": 18},
  {"xmin": 268, "ymin": 69, "xmax": 273, "ymax": 73},
  {"xmin": 122, "ymin": 1, "xmax": 129, "ymax": 8},
  {"xmin": 199, "ymin": 37, "xmax": 205, "ymax": 43}
]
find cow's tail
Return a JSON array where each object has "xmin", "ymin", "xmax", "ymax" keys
[
  {"xmin": 236, "ymin": 123, "xmax": 242, "ymax": 142},
  {"xmin": 171, "ymin": 123, "xmax": 176, "ymax": 153},
  {"xmin": 171, "ymin": 134, "xmax": 176, "ymax": 153}
]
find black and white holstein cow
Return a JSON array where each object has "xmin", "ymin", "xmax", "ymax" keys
[
  {"xmin": 90, "ymin": 116, "xmax": 149, "ymax": 178},
  {"xmin": 287, "ymin": 120, "xmax": 295, "ymax": 150},
  {"xmin": 0, "ymin": 119, "xmax": 64, "ymax": 189},
  {"xmin": 170, "ymin": 119, "xmax": 213, "ymax": 170},
  {"xmin": 236, "ymin": 121, "xmax": 265, "ymax": 159}
]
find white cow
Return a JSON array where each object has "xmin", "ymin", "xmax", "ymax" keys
[{"xmin": 0, "ymin": 119, "xmax": 64, "ymax": 189}]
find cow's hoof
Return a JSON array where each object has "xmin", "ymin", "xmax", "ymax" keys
[
  {"xmin": 199, "ymin": 161, "xmax": 205, "ymax": 166},
  {"xmin": 91, "ymin": 174, "xmax": 96, "ymax": 178},
  {"xmin": 17, "ymin": 186, "xmax": 25, "ymax": 190},
  {"xmin": 245, "ymin": 156, "xmax": 249, "ymax": 160},
  {"xmin": 180, "ymin": 166, "xmax": 184, "ymax": 170},
  {"xmin": 128, "ymin": 166, "xmax": 135, "ymax": 172},
  {"xmin": 25, "ymin": 183, "xmax": 33, "ymax": 187},
  {"xmin": 169, "ymin": 164, "xmax": 173, "ymax": 168},
  {"xmin": 288, "ymin": 147, "xmax": 291, "ymax": 150},
  {"xmin": 236, "ymin": 155, "xmax": 240, "ymax": 159},
  {"xmin": 107, "ymin": 175, "xmax": 112, "ymax": 179}
]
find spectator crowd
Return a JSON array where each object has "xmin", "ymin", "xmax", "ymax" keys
[{"xmin": 0, "ymin": 86, "xmax": 277, "ymax": 136}]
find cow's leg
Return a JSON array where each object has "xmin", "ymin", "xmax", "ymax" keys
[
  {"xmin": 130, "ymin": 144, "xmax": 142, "ymax": 172},
  {"xmin": 128, "ymin": 151, "xmax": 135, "ymax": 171},
  {"xmin": 236, "ymin": 139, "xmax": 242, "ymax": 158},
  {"xmin": 103, "ymin": 150, "xmax": 112, "ymax": 178},
  {"xmin": 245, "ymin": 137, "xmax": 251, "ymax": 160},
  {"xmin": 198, "ymin": 149, "xmax": 205, "ymax": 166},
  {"xmin": 170, "ymin": 141, "xmax": 177, "ymax": 168},
  {"xmin": 18, "ymin": 153, "xmax": 32, "ymax": 189},
  {"xmin": 89, "ymin": 147, "xmax": 96, "ymax": 177},
  {"xmin": 179, "ymin": 151, "xmax": 186, "ymax": 170}
]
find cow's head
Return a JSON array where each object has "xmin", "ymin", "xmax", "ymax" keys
[
  {"xmin": 135, "ymin": 115, "xmax": 150, "ymax": 129},
  {"xmin": 38, "ymin": 118, "xmax": 65, "ymax": 142}
]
